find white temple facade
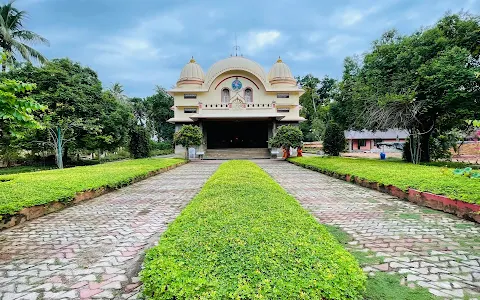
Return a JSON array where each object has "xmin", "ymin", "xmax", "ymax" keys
[{"xmin": 168, "ymin": 56, "xmax": 305, "ymax": 157}]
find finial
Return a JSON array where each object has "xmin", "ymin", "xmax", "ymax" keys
[
  {"xmin": 277, "ymin": 56, "xmax": 283, "ymax": 63},
  {"xmin": 189, "ymin": 56, "xmax": 196, "ymax": 63}
]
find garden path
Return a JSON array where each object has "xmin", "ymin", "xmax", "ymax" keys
[
  {"xmin": 0, "ymin": 161, "xmax": 221, "ymax": 300},
  {"xmin": 257, "ymin": 160, "xmax": 480, "ymax": 300}
]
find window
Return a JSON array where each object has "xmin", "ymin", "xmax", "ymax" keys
[
  {"xmin": 184, "ymin": 108, "xmax": 197, "ymax": 113},
  {"xmin": 184, "ymin": 94, "xmax": 197, "ymax": 99},
  {"xmin": 244, "ymin": 88, "xmax": 253, "ymax": 103},
  {"xmin": 221, "ymin": 88, "xmax": 230, "ymax": 103},
  {"xmin": 358, "ymin": 139, "xmax": 367, "ymax": 147},
  {"xmin": 277, "ymin": 108, "xmax": 290, "ymax": 113},
  {"xmin": 277, "ymin": 93, "xmax": 290, "ymax": 98}
]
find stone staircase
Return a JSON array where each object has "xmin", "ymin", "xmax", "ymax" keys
[{"xmin": 205, "ymin": 148, "xmax": 270, "ymax": 160}]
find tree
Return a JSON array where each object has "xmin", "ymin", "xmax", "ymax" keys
[
  {"xmin": 4, "ymin": 59, "xmax": 113, "ymax": 168},
  {"xmin": 109, "ymin": 82, "xmax": 128, "ymax": 104},
  {"xmin": 129, "ymin": 125, "xmax": 150, "ymax": 158},
  {"xmin": 0, "ymin": 1, "xmax": 49, "ymax": 71},
  {"xmin": 323, "ymin": 122, "xmax": 346, "ymax": 156},
  {"xmin": 333, "ymin": 13, "xmax": 480, "ymax": 162},
  {"xmin": 173, "ymin": 125, "xmax": 203, "ymax": 159},
  {"xmin": 269, "ymin": 125, "xmax": 303, "ymax": 158},
  {"xmin": 144, "ymin": 86, "xmax": 174, "ymax": 142}
]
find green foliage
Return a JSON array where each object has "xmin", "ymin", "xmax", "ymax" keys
[
  {"xmin": 0, "ymin": 51, "xmax": 45, "ymax": 136},
  {"xmin": 141, "ymin": 161, "xmax": 366, "ymax": 299},
  {"xmin": 269, "ymin": 125, "xmax": 303, "ymax": 149},
  {"xmin": 332, "ymin": 13, "xmax": 480, "ymax": 162},
  {"xmin": 173, "ymin": 125, "xmax": 203, "ymax": 158},
  {"xmin": 0, "ymin": 158, "xmax": 184, "ymax": 217},
  {"xmin": 144, "ymin": 86, "xmax": 175, "ymax": 142},
  {"xmin": 129, "ymin": 125, "xmax": 150, "ymax": 159},
  {"xmin": 0, "ymin": 1, "xmax": 49, "ymax": 69},
  {"xmin": 323, "ymin": 122, "xmax": 346, "ymax": 156},
  {"xmin": 0, "ymin": 165, "xmax": 52, "ymax": 175},
  {"xmin": 290, "ymin": 156, "xmax": 480, "ymax": 204}
]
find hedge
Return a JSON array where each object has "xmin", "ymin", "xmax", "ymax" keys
[
  {"xmin": 141, "ymin": 161, "xmax": 366, "ymax": 299},
  {"xmin": 290, "ymin": 156, "xmax": 480, "ymax": 204},
  {"xmin": 0, "ymin": 158, "xmax": 184, "ymax": 217}
]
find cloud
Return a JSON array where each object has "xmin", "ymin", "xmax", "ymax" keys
[
  {"xmin": 331, "ymin": 5, "xmax": 381, "ymax": 27},
  {"xmin": 241, "ymin": 30, "xmax": 282, "ymax": 54}
]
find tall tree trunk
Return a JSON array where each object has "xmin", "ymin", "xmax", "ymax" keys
[
  {"xmin": 2, "ymin": 63, "xmax": 5, "ymax": 72},
  {"xmin": 420, "ymin": 131, "xmax": 431, "ymax": 162}
]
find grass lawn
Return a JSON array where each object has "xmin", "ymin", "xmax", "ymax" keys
[
  {"xmin": 290, "ymin": 156, "xmax": 480, "ymax": 204},
  {"xmin": 0, "ymin": 158, "xmax": 184, "ymax": 217},
  {"xmin": 141, "ymin": 161, "xmax": 366, "ymax": 299}
]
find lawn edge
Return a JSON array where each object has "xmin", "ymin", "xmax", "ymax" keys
[
  {"xmin": 288, "ymin": 159, "xmax": 480, "ymax": 223},
  {"xmin": 0, "ymin": 161, "xmax": 187, "ymax": 231}
]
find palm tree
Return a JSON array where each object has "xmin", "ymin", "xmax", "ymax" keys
[{"xmin": 0, "ymin": 0, "xmax": 49, "ymax": 71}]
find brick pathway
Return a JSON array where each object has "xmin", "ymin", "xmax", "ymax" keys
[
  {"xmin": 0, "ymin": 161, "xmax": 221, "ymax": 300},
  {"xmin": 257, "ymin": 160, "xmax": 480, "ymax": 300}
]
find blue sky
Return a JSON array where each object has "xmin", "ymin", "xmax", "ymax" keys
[{"xmin": 19, "ymin": 0, "xmax": 479, "ymax": 97}]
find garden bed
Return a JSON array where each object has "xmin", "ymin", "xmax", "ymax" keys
[
  {"xmin": 0, "ymin": 158, "xmax": 185, "ymax": 230},
  {"xmin": 289, "ymin": 157, "xmax": 480, "ymax": 222},
  {"xmin": 141, "ymin": 161, "xmax": 366, "ymax": 299}
]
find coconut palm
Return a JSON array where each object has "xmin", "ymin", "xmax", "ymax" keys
[
  {"xmin": 0, "ymin": 0, "xmax": 49, "ymax": 71},
  {"xmin": 109, "ymin": 82, "xmax": 128, "ymax": 103}
]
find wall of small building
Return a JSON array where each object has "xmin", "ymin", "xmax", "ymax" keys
[{"xmin": 348, "ymin": 138, "xmax": 406, "ymax": 152}]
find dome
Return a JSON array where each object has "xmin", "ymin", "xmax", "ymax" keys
[
  {"xmin": 204, "ymin": 56, "xmax": 267, "ymax": 87},
  {"xmin": 177, "ymin": 57, "xmax": 205, "ymax": 86},
  {"xmin": 268, "ymin": 57, "xmax": 296, "ymax": 85}
]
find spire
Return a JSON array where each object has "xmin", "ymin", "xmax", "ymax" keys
[
  {"xmin": 233, "ymin": 33, "xmax": 241, "ymax": 57},
  {"xmin": 277, "ymin": 56, "xmax": 283, "ymax": 63},
  {"xmin": 189, "ymin": 56, "xmax": 196, "ymax": 63}
]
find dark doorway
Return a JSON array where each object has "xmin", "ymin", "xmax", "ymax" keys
[{"xmin": 206, "ymin": 121, "xmax": 269, "ymax": 148}]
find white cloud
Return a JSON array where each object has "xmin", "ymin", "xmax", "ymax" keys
[
  {"xmin": 331, "ymin": 5, "xmax": 381, "ymax": 27},
  {"xmin": 241, "ymin": 30, "xmax": 282, "ymax": 54}
]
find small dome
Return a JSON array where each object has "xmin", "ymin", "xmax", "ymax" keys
[
  {"xmin": 177, "ymin": 57, "xmax": 205, "ymax": 86},
  {"xmin": 268, "ymin": 57, "xmax": 296, "ymax": 85}
]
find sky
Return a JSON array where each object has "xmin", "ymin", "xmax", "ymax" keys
[{"xmin": 19, "ymin": 0, "xmax": 479, "ymax": 97}]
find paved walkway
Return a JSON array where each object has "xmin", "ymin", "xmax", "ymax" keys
[
  {"xmin": 257, "ymin": 160, "xmax": 480, "ymax": 300},
  {"xmin": 0, "ymin": 161, "xmax": 221, "ymax": 300}
]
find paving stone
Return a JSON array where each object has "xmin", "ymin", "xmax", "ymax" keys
[
  {"xmin": 257, "ymin": 160, "xmax": 480, "ymax": 300},
  {"xmin": 0, "ymin": 161, "xmax": 221, "ymax": 300}
]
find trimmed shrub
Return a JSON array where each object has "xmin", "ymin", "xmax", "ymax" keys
[
  {"xmin": 173, "ymin": 125, "xmax": 203, "ymax": 159},
  {"xmin": 290, "ymin": 156, "xmax": 480, "ymax": 204},
  {"xmin": 141, "ymin": 161, "xmax": 366, "ymax": 299},
  {"xmin": 0, "ymin": 158, "xmax": 184, "ymax": 217},
  {"xmin": 323, "ymin": 122, "xmax": 346, "ymax": 156},
  {"xmin": 269, "ymin": 125, "xmax": 303, "ymax": 150},
  {"xmin": 129, "ymin": 125, "xmax": 150, "ymax": 158}
]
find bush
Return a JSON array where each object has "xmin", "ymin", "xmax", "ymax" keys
[
  {"xmin": 129, "ymin": 125, "xmax": 150, "ymax": 158},
  {"xmin": 149, "ymin": 140, "xmax": 173, "ymax": 151},
  {"xmin": 141, "ymin": 161, "xmax": 366, "ymax": 299},
  {"xmin": 323, "ymin": 122, "xmax": 346, "ymax": 156},
  {"xmin": 173, "ymin": 125, "xmax": 203, "ymax": 159},
  {"xmin": 290, "ymin": 156, "xmax": 480, "ymax": 204},
  {"xmin": 0, "ymin": 158, "xmax": 184, "ymax": 217},
  {"xmin": 269, "ymin": 125, "xmax": 303, "ymax": 151}
]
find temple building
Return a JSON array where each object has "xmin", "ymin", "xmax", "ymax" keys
[{"xmin": 168, "ymin": 55, "xmax": 305, "ymax": 158}]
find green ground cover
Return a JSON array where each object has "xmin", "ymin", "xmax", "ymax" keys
[
  {"xmin": 0, "ymin": 158, "xmax": 184, "ymax": 217},
  {"xmin": 141, "ymin": 161, "xmax": 366, "ymax": 299},
  {"xmin": 0, "ymin": 165, "xmax": 53, "ymax": 175},
  {"xmin": 290, "ymin": 156, "xmax": 480, "ymax": 204}
]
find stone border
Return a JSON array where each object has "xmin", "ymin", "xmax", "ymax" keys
[
  {"xmin": 289, "ymin": 160, "xmax": 480, "ymax": 223},
  {"xmin": 0, "ymin": 161, "xmax": 187, "ymax": 231}
]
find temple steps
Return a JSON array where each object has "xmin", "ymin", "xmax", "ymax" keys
[{"xmin": 205, "ymin": 148, "xmax": 270, "ymax": 160}]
